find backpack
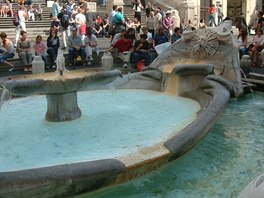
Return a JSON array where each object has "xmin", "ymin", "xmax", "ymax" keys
[
  {"xmin": 13, "ymin": 12, "xmax": 20, "ymax": 26},
  {"xmin": 60, "ymin": 12, "xmax": 69, "ymax": 28}
]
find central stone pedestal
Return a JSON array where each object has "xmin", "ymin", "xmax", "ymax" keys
[{"xmin": 45, "ymin": 92, "xmax": 81, "ymax": 122}]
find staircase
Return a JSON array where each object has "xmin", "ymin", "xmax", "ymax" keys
[{"xmin": 0, "ymin": 2, "xmax": 146, "ymax": 44}]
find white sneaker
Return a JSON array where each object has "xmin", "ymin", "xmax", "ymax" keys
[
  {"xmin": 88, "ymin": 61, "xmax": 91, "ymax": 65},
  {"xmin": 8, "ymin": 67, "xmax": 15, "ymax": 72}
]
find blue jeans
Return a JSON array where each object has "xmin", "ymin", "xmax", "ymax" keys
[
  {"xmin": 47, "ymin": 47, "xmax": 58, "ymax": 63},
  {"xmin": 0, "ymin": 49, "xmax": 14, "ymax": 62},
  {"xmin": 68, "ymin": 47, "xmax": 86, "ymax": 62},
  {"xmin": 132, "ymin": 52, "xmax": 151, "ymax": 67},
  {"xmin": 36, "ymin": 52, "xmax": 49, "ymax": 66}
]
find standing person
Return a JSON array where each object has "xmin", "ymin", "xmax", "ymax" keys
[
  {"xmin": 14, "ymin": 5, "xmax": 27, "ymax": 47},
  {"xmin": 85, "ymin": 7, "xmax": 94, "ymax": 29},
  {"xmin": 163, "ymin": 10, "xmax": 174, "ymax": 37},
  {"xmin": 51, "ymin": 0, "xmax": 60, "ymax": 19},
  {"xmin": 133, "ymin": 0, "xmax": 142, "ymax": 23},
  {"xmin": 47, "ymin": 30, "xmax": 60, "ymax": 67},
  {"xmin": 217, "ymin": 4, "xmax": 223, "ymax": 25},
  {"xmin": 16, "ymin": 30, "xmax": 32, "ymax": 71},
  {"xmin": 67, "ymin": 27, "xmax": 86, "ymax": 66},
  {"xmin": 237, "ymin": 28, "xmax": 248, "ymax": 59},
  {"xmin": 74, "ymin": 8, "xmax": 86, "ymax": 40},
  {"xmin": 145, "ymin": 2, "xmax": 153, "ymax": 18},
  {"xmin": 83, "ymin": 27, "xmax": 99, "ymax": 65},
  {"xmin": 146, "ymin": 11, "xmax": 155, "ymax": 37},
  {"xmin": 58, "ymin": 4, "xmax": 70, "ymax": 49},
  {"xmin": 255, "ymin": 11, "xmax": 264, "ymax": 31},
  {"xmin": 154, "ymin": 9, "xmax": 162, "ymax": 32},
  {"xmin": 33, "ymin": 35, "xmax": 48, "ymax": 67},
  {"xmin": 208, "ymin": 4, "xmax": 216, "ymax": 27},
  {"xmin": 113, "ymin": 7, "xmax": 125, "ymax": 36},
  {"xmin": 0, "ymin": 32, "xmax": 15, "ymax": 70},
  {"xmin": 108, "ymin": 5, "xmax": 117, "ymax": 38},
  {"xmin": 235, "ymin": 13, "xmax": 248, "ymax": 32}
]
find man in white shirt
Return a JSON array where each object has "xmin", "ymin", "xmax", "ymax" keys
[
  {"xmin": 14, "ymin": 6, "xmax": 28, "ymax": 47},
  {"xmin": 75, "ymin": 8, "xmax": 86, "ymax": 41},
  {"xmin": 108, "ymin": 5, "xmax": 117, "ymax": 38}
]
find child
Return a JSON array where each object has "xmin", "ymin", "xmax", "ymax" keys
[
  {"xmin": 171, "ymin": 27, "xmax": 181, "ymax": 43},
  {"xmin": 33, "ymin": 35, "xmax": 49, "ymax": 67}
]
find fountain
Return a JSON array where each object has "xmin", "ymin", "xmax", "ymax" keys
[
  {"xmin": 0, "ymin": 21, "xmax": 246, "ymax": 197},
  {"xmin": 3, "ymin": 69, "xmax": 122, "ymax": 122}
]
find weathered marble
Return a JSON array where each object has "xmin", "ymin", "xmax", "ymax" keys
[
  {"xmin": 0, "ymin": 21, "xmax": 245, "ymax": 198},
  {"xmin": 4, "ymin": 69, "xmax": 122, "ymax": 122}
]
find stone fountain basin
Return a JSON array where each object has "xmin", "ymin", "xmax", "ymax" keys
[
  {"xmin": 4, "ymin": 69, "xmax": 121, "ymax": 95},
  {"xmin": 3, "ymin": 69, "xmax": 122, "ymax": 122},
  {"xmin": 0, "ymin": 65, "xmax": 231, "ymax": 198}
]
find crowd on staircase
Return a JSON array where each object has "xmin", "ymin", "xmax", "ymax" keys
[{"xmin": 0, "ymin": 0, "xmax": 187, "ymax": 72}]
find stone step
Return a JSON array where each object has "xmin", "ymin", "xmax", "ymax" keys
[
  {"xmin": 242, "ymin": 78, "xmax": 264, "ymax": 85},
  {"xmin": 247, "ymin": 72, "xmax": 264, "ymax": 79},
  {"xmin": 0, "ymin": 4, "xmax": 146, "ymax": 43}
]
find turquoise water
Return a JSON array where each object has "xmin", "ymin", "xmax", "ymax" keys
[
  {"xmin": 79, "ymin": 92, "xmax": 264, "ymax": 198},
  {"xmin": 0, "ymin": 89, "xmax": 200, "ymax": 172}
]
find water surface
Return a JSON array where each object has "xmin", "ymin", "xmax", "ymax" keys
[
  {"xmin": 80, "ymin": 92, "xmax": 264, "ymax": 198},
  {"xmin": 0, "ymin": 89, "xmax": 200, "ymax": 172}
]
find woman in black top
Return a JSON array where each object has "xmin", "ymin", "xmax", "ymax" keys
[{"xmin": 47, "ymin": 30, "xmax": 60, "ymax": 67}]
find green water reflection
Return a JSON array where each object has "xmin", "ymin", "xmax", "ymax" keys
[{"xmin": 82, "ymin": 92, "xmax": 264, "ymax": 198}]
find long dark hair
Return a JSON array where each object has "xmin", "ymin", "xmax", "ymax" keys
[{"xmin": 238, "ymin": 28, "xmax": 247, "ymax": 42}]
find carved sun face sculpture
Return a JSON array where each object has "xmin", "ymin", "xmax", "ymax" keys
[{"xmin": 190, "ymin": 29, "xmax": 219, "ymax": 60}]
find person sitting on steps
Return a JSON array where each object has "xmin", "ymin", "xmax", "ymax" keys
[
  {"xmin": 16, "ymin": 30, "xmax": 32, "ymax": 71},
  {"xmin": 47, "ymin": 30, "xmax": 60, "ymax": 68},
  {"xmin": 0, "ymin": 32, "xmax": 15, "ymax": 71},
  {"xmin": 248, "ymin": 28, "xmax": 264, "ymax": 67},
  {"xmin": 33, "ymin": 35, "xmax": 49, "ymax": 67},
  {"xmin": 68, "ymin": 27, "xmax": 86, "ymax": 66},
  {"xmin": 131, "ymin": 33, "xmax": 151, "ymax": 70},
  {"xmin": 106, "ymin": 33, "xmax": 133, "ymax": 69},
  {"xmin": 83, "ymin": 27, "xmax": 99, "ymax": 65}
]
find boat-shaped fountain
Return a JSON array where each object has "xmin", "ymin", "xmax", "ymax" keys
[{"xmin": 0, "ymin": 21, "xmax": 244, "ymax": 197}]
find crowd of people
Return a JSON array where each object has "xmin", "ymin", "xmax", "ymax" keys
[
  {"xmin": 236, "ymin": 10, "xmax": 264, "ymax": 67},
  {"xmin": 1, "ymin": 0, "xmax": 264, "ymax": 72},
  {"xmin": 0, "ymin": 0, "xmax": 185, "ymax": 71}
]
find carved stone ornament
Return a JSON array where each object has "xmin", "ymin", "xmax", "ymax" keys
[{"xmin": 190, "ymin": 29, "xmax": 219, "ymax": 60}]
